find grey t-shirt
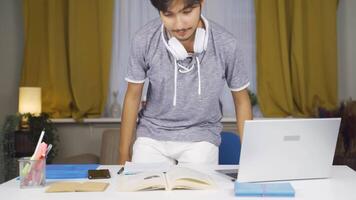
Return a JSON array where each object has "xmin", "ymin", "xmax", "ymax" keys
[{"xmin": 125, "ymin": 18, "xmax": 249, "ymax": 146}]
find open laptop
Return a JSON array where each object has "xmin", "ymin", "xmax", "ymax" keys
[{"xmin": 220, "ymin": 118, "xmax": 341, "ymax": 183}]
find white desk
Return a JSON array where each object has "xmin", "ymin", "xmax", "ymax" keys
[{"xmin": 1, "ymin": 165, "xmax": 356, "ymax": 200}]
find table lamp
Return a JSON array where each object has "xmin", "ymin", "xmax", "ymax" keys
[
  {"xmin": 18, "ymin": 87, "xmax": 42, "ymax": 130},
  {"xmin": 18, "ymin": 87, "xmax": 42, "ymax": 115}
]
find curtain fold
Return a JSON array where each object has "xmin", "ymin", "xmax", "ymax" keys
[
  {"xmin": 255, "ymin": 0, "xmax": 338, "ymax": 117},
  {"xmin": 21, "ymin": 0, "xmax": 114, "ymax": 119}
]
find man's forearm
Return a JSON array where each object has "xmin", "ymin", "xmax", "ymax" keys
[
  {"xmin": 232, "ymin": 89, "xmax": 253, "ymax": 141},
  {"xmin": 119, "ymin": 85, "xmax": 143, "ymax": 164},
  {"xmin": 235, "ymin": 100, "xmax": 252, "ymax": 141}
]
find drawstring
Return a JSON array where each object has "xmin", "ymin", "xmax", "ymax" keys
[
  {"xmin": 177, "ymin": 62, "xmax": 195, "ymax": 73},
  {"xmin": 173, "ymin": 56, "xmax": 201, "ymax": 106},
  {"xmin": 173, "ymin": 59, "xmax": 178, "ymax": 106},
  {"xmin": 196, "ymin": 57, "xmax": 201, "ymax": 95}
]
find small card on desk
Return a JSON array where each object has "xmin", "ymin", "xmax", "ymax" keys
[{"xmin": 234, "ymin": 182, "xmax": 295, "ymax": 197}]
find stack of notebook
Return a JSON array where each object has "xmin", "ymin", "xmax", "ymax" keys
[{"xmin": 235, "ymin": 182, "xmax": 295, "ymax": 197}]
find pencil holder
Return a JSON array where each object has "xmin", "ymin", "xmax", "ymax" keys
[{"xmin": 18, "ymin": 157, "xmax": 46, "ymax": 188}]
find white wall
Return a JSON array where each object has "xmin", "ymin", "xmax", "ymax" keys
[
  {"xmin": 0, "ymin": 0, "xmax": 23, "ymax": 126},
  {"xmin": 338, "ymin": 0, "xmax": 356, "ymax": 101}
]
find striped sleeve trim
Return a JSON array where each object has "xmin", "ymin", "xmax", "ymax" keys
[
  {"xmin": 125, "ymin": 77, "xmax": 145, "ymax": 84},
  {"xmin": 230, "ymin": 82, "xmax": 250, "ymax": 92}
]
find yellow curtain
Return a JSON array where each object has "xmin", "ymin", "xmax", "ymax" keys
[
  {"xmin": 21, "ymin": 0, "xmax": 114, "ymax": 119},
  {"xmin": 255, "ymin": 0, "xmax": 338, "ymax": 117}
]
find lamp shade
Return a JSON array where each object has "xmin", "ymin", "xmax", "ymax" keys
[{"xmin": 18, "ymin": 87, "xmax": 42, "ymax": 114}]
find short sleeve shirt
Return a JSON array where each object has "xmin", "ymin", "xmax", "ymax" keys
[{"xmin": 125, "ymin": 18, "xmax": 249, "ymax": 146}]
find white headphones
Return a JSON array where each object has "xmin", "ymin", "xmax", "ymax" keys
[{"xmin": 161, "ymin": 15, "xmax": 209, "ymax": 60}]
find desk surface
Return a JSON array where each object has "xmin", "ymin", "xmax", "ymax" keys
[{"xmin": 1, "ymin": 165, "xmax": 356, "ymax": 200}]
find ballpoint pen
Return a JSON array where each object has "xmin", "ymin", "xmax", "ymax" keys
[
  {"xmin": 117, "ymin": 167, "xmax": 124, "ymax": 175},
  {"xmin": 45, "ymin": 144, "xmax": 53, "ymax": 157}
]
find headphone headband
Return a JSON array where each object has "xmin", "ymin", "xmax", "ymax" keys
[{"xmin": 161, "ymin": 15, "xmax": 209, "ymax": 60}]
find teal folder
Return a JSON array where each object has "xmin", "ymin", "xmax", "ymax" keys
[
  {"xmin": 46, "ymin": 164, "xmax": 99, "ymax": 179},
  {"xmin": 235, "ymin": 182, "xmax": 295, "ymax": 197}
]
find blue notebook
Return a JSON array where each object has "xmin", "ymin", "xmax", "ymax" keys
[
  {"xmin": 46, "ymin": 164, "xmax": 99, "ymax": 179},
  {"xmin": 235, "ymin": 182, "xmax": 295, "ymax": 197}
]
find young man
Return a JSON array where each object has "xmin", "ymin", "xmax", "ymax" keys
[{"xmin": 119, "ymin": 0, "xmax": 252, "ymax": 165}]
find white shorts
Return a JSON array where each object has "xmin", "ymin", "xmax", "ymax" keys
[{"xmin": 131, "ymin": 137, "xmax": 218, "ymax": 165}]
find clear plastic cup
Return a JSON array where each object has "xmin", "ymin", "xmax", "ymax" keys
[{"xmin": 18, "ymin": 157, "xmax": 46, "ymax": 188}]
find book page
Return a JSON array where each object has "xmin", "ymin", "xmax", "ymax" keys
[
  {"xmin": 117, "ymin": 172, "xmax": 166, "ymax": 191},
  {"xmin": 123, "ymin": 161, "xmax": 170, "ymax": 175},
  {"xmin": 165, "ymin": 167, "xmax": 215, "ymax": 190}
]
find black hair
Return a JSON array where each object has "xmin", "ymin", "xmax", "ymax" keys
[{"xmin": 150, "ymin": 0, "xmax": 202, "ymax": 12}]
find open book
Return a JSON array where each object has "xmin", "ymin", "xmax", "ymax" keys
[{"xmin": 117, "ymin": 166, "xmax": 215, "ymax": 191}]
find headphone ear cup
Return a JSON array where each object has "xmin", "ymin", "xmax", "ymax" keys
[
  {"xmin": 168, "ymin": 37, "xmax": 189, "ymax": 60},
  {"xmin": 194, "ymin": 28, "xmax": 206, "ymax": 53}
]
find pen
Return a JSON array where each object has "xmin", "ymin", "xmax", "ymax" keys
[
  {"xmin": 45, "ymin": 144, "xmax": 53, "ymax": 157},
  {"xmin": 117, "ymin": 167, "xmax": 124, "ymax": 175},
  {"xmin": 31, "ymin": 129, "xmax": 45, "ymax": 160}
]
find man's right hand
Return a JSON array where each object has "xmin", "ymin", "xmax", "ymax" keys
[{"xmin": 118, "ymin": 152, "xmax": 130, "ymax": 165}]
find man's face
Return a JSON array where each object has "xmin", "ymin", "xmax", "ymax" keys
[{"xmin": 160, "ymin": 0, "xmax": 202, "ymax": 42}]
